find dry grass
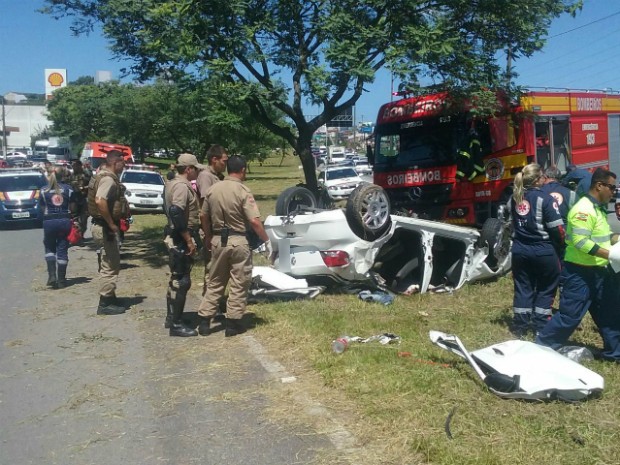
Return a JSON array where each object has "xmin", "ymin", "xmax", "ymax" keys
[{"xmin": 130, "ymin": 154, "xmax": 620, "ymax": 465}]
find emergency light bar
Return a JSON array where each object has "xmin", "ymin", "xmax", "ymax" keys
[
  {"xmin": 125, "ymin": 163, "xmax": 158, "ymax": 171},
  {"xmin": 0, "ymin": 167, "xmax": 43, "ymax": 173}
]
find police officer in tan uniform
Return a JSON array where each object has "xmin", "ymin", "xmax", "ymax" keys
[
  {"xmin": 198, "ymin": 155, "xmax": 270, "ymax": 337},
  {"xmin": 69, "ymin": 159, "xmax": 91, "ymax": 234},
  {"xmin": 88, "ymin": 150, "xmax": 128, "ymax": 315},
  {"xmin": 163, "ymin": 153, "xmax": 204, "ymax": 337},
  {"xmin": 196, "ymin": 144, "xmax": 229, "ymax": 296}
]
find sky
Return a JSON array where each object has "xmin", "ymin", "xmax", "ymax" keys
[{"xmin": 1, "ymin": 0, "xmax": 619, "ymax": 124}]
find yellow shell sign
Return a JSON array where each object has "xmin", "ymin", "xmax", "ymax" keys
[{"xmin": 48, "ymin": 72, "xmax": 64, "ymax": 87}]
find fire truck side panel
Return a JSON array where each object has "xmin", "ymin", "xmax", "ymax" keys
[
  {"xmin": 570, "ymin": 115, "xmax": 608, "ymax": 152},
  {"xmin": 609, "ymin": 116, "xmax": 620, "ymax": 177},
  {"xmin": 521, "ymin": 93, "xmax": 571, "ymax": 115}
]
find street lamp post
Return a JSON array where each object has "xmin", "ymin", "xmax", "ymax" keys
[{"xmin": 1, "ymin": 95, "xmax": 7, "ymax": 158}]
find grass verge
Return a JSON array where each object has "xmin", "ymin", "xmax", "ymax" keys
[{"xmin": 130, "ymin": 154, "xmax": 620, "ymax": 465}]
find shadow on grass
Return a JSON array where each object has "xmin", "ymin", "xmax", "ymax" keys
[
  {"xmin": 253, "ymin": 193, "xmax": 280, "ymax": 202},
  {"xmin": 247, "ymin": 176, "xmax": 302, "ymax": 181},
  {"xmin": 65, "ymin": 276, "xmax": 92, "ymax": 287},
  {"xmin": 120, "ymin": 262, "xmax": 140, "ymax": 270},
  {"xmin": 120, "ymin": 295, "xmax": 147, "ymax": 307},
  {"xmin": 121, "ymin": 226, "xmax": 169, "ymax": 269},
  {"xmin": 491, "ymin": 312, "xmax": 513, "ymax": 330}
]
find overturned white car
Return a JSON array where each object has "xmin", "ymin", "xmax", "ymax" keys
[{"xmin": 265, "ymin": 185, "xmax": 511, "ymax": 294}]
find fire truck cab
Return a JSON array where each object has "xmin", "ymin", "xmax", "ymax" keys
[{"xmin": 360, "ymin": 89, "xmax": 620, "ymax": 231}]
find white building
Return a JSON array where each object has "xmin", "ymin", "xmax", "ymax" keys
[{"xmin": 2, "ymin": 103, "xmax": 51, "ymax": 149}]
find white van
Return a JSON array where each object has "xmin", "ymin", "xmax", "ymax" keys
[{"xmin": 328, "ymin": 146, "xmax": 346, "ymax": 163}]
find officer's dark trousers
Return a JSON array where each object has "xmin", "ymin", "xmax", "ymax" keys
[
  {"xmin": 512, "ymin": 251, "xmax": 561, "ymax": 332},
  {"xmin": 167, "ymin": 241, "xmax": 193, "ymax": 322},
  {"xmin": 536, "ymin": 262, "xmax": 620, "ymax": 360},
  {"xmin": 43, "ymin": 218, "xmax": 72, "ymax": 265}
]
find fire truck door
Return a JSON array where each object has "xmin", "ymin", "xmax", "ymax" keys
[{"xmin": 535, "ymin": 117, "xmax": 570, "ymax": 172}]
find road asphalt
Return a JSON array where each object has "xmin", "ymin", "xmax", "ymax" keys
[{"xmin": 0, "ymin": 224, "xmax": 346, "ymax": 465}]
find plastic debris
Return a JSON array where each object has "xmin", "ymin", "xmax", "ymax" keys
[
  {"xmin": 557, "ymin": 346, "xmax": 595, "ymax": 363},
  {"xmin": 331, "ymin": 333, "xmax": 401, "ymax": 354},
  {"xmin": 357, "ymin": 290, "xmax": 394, "ymax": 305},
  {"xmin": 360, "ymin": 333, "xmax": 401, "ymax": 345},
  {"xmin": 332, "ymin": 336, "xmax": 352, "ymax": 354}
]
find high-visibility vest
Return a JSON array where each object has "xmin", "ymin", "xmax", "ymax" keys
[{"xmin": 564, "ymin": 195, "xmax": 611, "ymax": 267}]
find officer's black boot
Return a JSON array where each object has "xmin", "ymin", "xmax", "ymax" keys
[
  {"xmin": 97, "ymin": 296, "xmax": 126, "ymax": 315},
  {"xmin": 224, "ymin": 318, "xmax": 247, "ymax": 338},
  {"xmin": 56, "ymin": 264, "xmax": 67, "ymax": 289},
  {"xmin": 197, "ymin": 316, "xmax": 211, "ymax": 336},
  {"xmin": 169, "ymin": 294, "xmax": 198, "ymax": 337},
  {"xmin": 46, "ymin": 260, "xmax": 57, "ymax": 288},
  {"xmin": 164, "ymin": 290, "xmax": 173, "ymax": 329}
]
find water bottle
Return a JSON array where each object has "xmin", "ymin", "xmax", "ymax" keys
[{"xmin": 332, "ymin": 336, "xmax": 351, "ymax": 354}]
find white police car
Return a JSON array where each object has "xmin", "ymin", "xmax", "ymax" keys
[
  {"xmin": 318, "ymin": 164, "xmax": 364, "ymax": 200},
  {"xmin": 120, "ymin": 164, "xmax": 165, "ymax": 212},
  {"xmin": 0, "ymin": 167, "xmax": 47, "ymax": 227}
]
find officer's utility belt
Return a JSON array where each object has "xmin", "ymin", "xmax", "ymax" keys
[
  {"xmin": 213, "ymin": 229, "xmax": 246, "ymax": 236},
  {"xmin": 44, "ymin": 213, "xmax": 71, "ymax": 220},
  {"xmin": 91, "ymin": 217, "xmax": 118, "ymax": 228},
  {"xmin": 214, "ymin": 227, "xmax": 246, "ymax": 247}
]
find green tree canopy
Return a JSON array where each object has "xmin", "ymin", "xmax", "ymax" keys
[
  {"xmin": 43, "ymin": 0, "xmax": 581, "ymax": 191},
  {"xmin": 46, "ymin": 80, "xmax": 286, "ymax": 161}
]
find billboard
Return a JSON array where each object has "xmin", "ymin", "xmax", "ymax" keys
[{"xmin": 45, "ymin": 69, "xmax": 68, "ymax": 100}]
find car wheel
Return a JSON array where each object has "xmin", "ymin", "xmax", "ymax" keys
[
  {"xmin": 345, "ymin": 183, "xmax": 392, "ymax": 241},
  {"xmin": 275, "ymin": 186, "xmax": 317, "ymax": 216},
  {"xmin": 479, "ymin": 217, "xmax": 511, "ymax": 270}
]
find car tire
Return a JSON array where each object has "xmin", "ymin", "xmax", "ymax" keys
[
  {"xmin": 275, "ymin": 186, "xmax": 317, "ymax": 216},
  {"xmin": 345, "ymin": 183, "xmax": 392, "ymax": 241},
  {"xmin": 479, "ymin": 217, "xmax": 511, "ymax": 270}
]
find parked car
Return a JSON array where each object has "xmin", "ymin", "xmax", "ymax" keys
[
  {"xmin": 30, "ymin": 157, "xmax": 50, "ymax": 170},
  {"xmin": 120, "ymin": 164, "xmax": 165, "ymax": 212},
  {"xmin": 353, "ymin": 157, "xmax": 372, "ymax": 176},
  {"xmin": 0, "ymin": 167, "xmax": 47, "ymax": 227},
  {"xmin": 318, "ymin": 165, "xmax": 363, "ymax": 200}
]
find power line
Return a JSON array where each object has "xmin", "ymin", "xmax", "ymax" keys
[
  {"xmin": 547, "ymin": 9, "xmax": 620, "ymax": 39},
  {"xmin": 517, "ymin": 25, "xmax": 620, "ymax": 73}
]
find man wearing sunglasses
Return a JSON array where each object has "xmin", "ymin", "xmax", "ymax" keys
[{"xmin": 537, "ymin": 168, "xmax": 620, "ymax": 361}]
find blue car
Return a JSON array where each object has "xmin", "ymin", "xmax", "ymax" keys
[{"xmin": 0, "ymin": 168, "xmax": 47, "ymax": 227}]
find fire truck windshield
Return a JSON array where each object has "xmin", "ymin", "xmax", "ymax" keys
[{"xmin": 375, "ymin": 116, "xmax": 460, "ymax": 168}]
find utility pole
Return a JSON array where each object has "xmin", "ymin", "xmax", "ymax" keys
[
  {"xmin": 1, "ymin": 95, "xmax": 8, "ymax": 158},
  {"xmin": 505, "ymin": 46, "xmax": 513, "ymax": 88}
]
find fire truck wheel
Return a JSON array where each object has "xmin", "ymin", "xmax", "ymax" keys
[
  {"xmin": 479, "ymin": 217, "xmax": 511, "ymax": 270},
  {"xmin": 275, "ymin": 186, "xmax": 317, "ymax": 216},
  {"xmin": 345, "ymin": 183, "xmax": 392, "ymax": 241}
]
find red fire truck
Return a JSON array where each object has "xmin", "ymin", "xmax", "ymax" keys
[{"xmin": 361, "ymin": 89, "xmax": 620, "ymax": 232}]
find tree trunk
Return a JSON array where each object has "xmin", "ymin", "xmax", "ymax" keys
[{"xmin": 296, "ymin": 136, "xmax": 317, "ymax": 193}]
